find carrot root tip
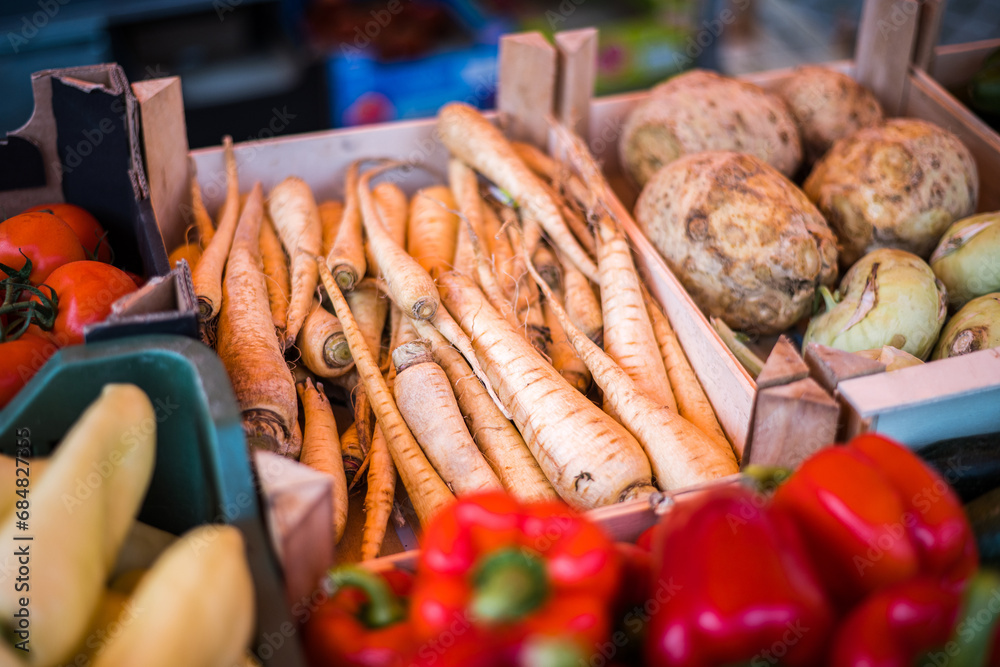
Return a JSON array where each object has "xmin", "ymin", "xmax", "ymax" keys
[{"xmin": 411, "ymin": 298, "xmax": 438, "ymax": 321}]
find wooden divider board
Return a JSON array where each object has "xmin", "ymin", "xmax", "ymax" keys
[
  {"xmin": 132, "ymin": 77, "xmax": 189, "ymax": 255},
  {"xmin": 498, "ymin": 32, "xmax": 558, "ymax": 147}
]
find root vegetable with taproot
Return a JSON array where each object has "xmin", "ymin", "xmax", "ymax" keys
[
  {"xmin": 437, "ymin": 270, "xmax": 655, "ymax": 509},
  {"xmin": 217, "ymin": 183, "xmax": 301, "ymax": 457}
]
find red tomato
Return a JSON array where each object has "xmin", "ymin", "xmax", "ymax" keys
[
  {"xmin": 34, "ymin": 261, "xmax": 138, "ymax": 345},
  {"xmin": 22, "ymin": 203, "xmax": 112, "ymax": 263},
  {"xmin": 0, "ymin": 334, "xmax": 56, "ymax": 408},
  {"xmin": 0, "ymin": 212, "xmax": 87, "ymax": 284}
]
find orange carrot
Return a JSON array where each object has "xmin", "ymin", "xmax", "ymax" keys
[
  {"xmin": 190, "ymin": 177, "xmax": 215, "ymax": 248},
  {"xmin": 298, "ymin": 299, "xmax": 354, "ymax": 378},
  {"xmin": 358, "ymin": 163, "xmax": 439, "ymax": 320},
  {"xmin": 339, "ymin": 420, "xmax": 365, "ymax": 488},
  {"xmin": 168, "ymin": 242, "xmax": 201, "ymax": 269},
  {"xmin": 327, "ymin": 161, "xmax": 366, "ymax": 291},
  {"xmin": 259, "ymin": 211, "xmax": 290, "ymax": 339},
  {"xmin": 216, "ymin": 183, "xmax": 301, "ymax": 458},
  {"xmin": 297, "ymin": 379, "xmax": 349, "ymax": 544},
  {"xmin": 407, "ymin": 186, "xmax": 459, "ymax": 278},
  {"xmin": 360, "ymin": 425, "xmax": 395, "ymax": 560},
  {"xmin": 192, "ymin": 136, "xmax": 241, "ymax": 331},
  {"xmin": 560, "ymin": 250, "xmax": 603, "ymax": 345},
  {"xmin": 543, "ymin": 295, "xmax": 591, "ymax": 393},
  {"xmin": 319, "ymin": 200, "xmax": 345, "ymax": 258},
  {"xmin": 437, "ymin": 271, "xmax": 655, "ymax": 509}
]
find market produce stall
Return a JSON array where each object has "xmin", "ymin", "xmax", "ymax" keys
[{"xmin": 1, "ymin": 0, "xmax": 999, "ymax": 664}]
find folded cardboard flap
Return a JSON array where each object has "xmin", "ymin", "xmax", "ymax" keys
[
  {"xmin": 85, "ymin": 260, "xmax": 199, "ymax": 343},
  {"xmin": 0, "ymin": 63, "xmax": 168, "ymax": 278}
]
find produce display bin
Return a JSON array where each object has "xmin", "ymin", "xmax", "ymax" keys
[
  {"xmin": 565, "ymin": 24, "xmax": 1000, "ymax": 452},
  {"xmin": 0, "ymin": 334, "xmax": 304, "ymax": 667},
  {"xmin": 0, "ymin": 64, "xmax": 198, "ymax": 348}
]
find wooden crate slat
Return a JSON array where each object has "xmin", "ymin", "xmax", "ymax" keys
[{"xmin": 904, "ymin": 67, "xmax": 1000, "ymax": 213}]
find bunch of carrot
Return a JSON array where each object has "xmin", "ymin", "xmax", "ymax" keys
[{"xmin": 168, "ymin": 105, "xmax": 739, "ymax": 562}]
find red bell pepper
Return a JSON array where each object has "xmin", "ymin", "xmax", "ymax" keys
[
  {"xmin": 643, "ymin": 484, "xmax": 835, "ymax": 666},
  {"xmin": 772, "ymin": 433, "xmax": 977, "ymax": 607},
  {"xmin": 409, "ymin": 492, "xmax": 621, "ymax": 667},
  {"xmin": 302, "ymin": 565, "xmax": 415, "ymax": 667},
  {"xmin": 830, "ymin": 576, "xmax": 961, "ymax": 667},
  {"xmin": 832, "ymin": 570, "xmax": 1000, "ymax": 667}
]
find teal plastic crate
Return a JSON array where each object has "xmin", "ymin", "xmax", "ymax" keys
[{"xmin": 0, "ymin": 334, "xmax": 305, "ymax": 666}]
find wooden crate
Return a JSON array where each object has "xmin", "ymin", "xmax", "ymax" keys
[
  {"xmin": 574, "ymin": 43, "xmax": 1000, "ymax": 456},
  {"xmin": 186, "ymin": 114, "xmax": 751, "ymax": 561}
]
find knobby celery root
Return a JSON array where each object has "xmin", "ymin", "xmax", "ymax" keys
[
  {"xmin": 361, "ymin": 425, "xmax": 395, "ymax": 561},
  {"xmin": 267, "ymin": 176, "xmax": 323, "ymax": 348},
  {"xmin": 407, "ymin": 186, "xmax": 459, "ymax": 278},
  {"xmin": 316, "ymin": 259, "xmax": 453, "ymax": 525},
  {"xmin": 297, "ymin": 379, "xmax": 349, "ymax": 544},
  {"xmin": 259, "ymin": 211, "xmax": 290, "ymax": 339},
  {"xmin": 327, "ymin": 161, "xmax": 367, "ymax": 291},
  {"xmin": 416, "ymin": 320, "xmax": 557, "ymax": 502},
  {"xmin": 358, "ymin": 162, "xmax": 439, "ymax": 320},
  {"xmin": 392, "ymin": 340, "xmax": 503, "ymax": 495},
  {"xmin": 298, "ymin": 299, "xmax": 353, "ymax": 378},
  {"xmin": 596, "ymin": 217, "xmax": 677, "ymax": 413},
  {"xmin": 217, "ymin": 183, "xmax": 301, "ymax": 458},
  {"xmin": 437, "ymin": 103, "xmax": 598, "ymax": 280},
  {"xmin": 643, "ymin": 287, "xmax": 730, "ymax": 453},
  {"xmin": 437, "ymin": 271, "xmax": 655, "ymax": 509},
  {"xmin": 527, "ymin": 257, "xmax": 739, "ymax": 490}
]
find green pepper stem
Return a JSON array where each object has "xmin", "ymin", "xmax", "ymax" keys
[
  {"xmin": 936, "ymin": 570, "xmax": 1000, "ymax": 667},
  {"xmin": 520, "ymin": 638, "xmax": 588, "ymax": 667},
  {"xmin": 741, "ymin": 465, "xmax": 793, "ymax": 493},
  {"xmin": 471, "ymin": 548, "xmax": 548, "ymax": 623},
  {"xmin": 325, "ymin": 566, "xmax": 406, "ymax": 629}
]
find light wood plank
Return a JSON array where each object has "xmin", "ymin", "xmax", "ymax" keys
[
  {"xmin": 838, "ymin": 347, "xmax": 1000, "ymax": 449},
  {"xmin": 133, "ymin": 77, "xmax": 189, "ymax": 255},
  {"xmin": 554, "ymin": 28, "xmax": 598, "ymax": 143},
  {"xmin": 930, "ymin": 39, "xmax": 1000, "ymax": 88},
  {"xmin": 913, "ymin": 0, "xmax": 947, "ymax": 72},
  {"xmin": 904, "ymin": 68, "xmax": 1000, "ymax": 212},
  {"xmin": 254, "ymin": 451, "xmax": 335, "ymax": 608},
  {"xmin": 748, "ymin": 378, "xmax": 840, "ymax": 468},
  {"xmin": 756, "ymin": 336, "xmax": 810, "ymax": 390},
  {"xmin": 855, "ymin": 0, "xmax": 920, "ymax": 114},
  {"xmin": 498, "ymin": 32, "xmax": 558, "ymax": 148},
  {"xmin": 804, "ymin": 343, "xmax": 886, "ymax": 395}
]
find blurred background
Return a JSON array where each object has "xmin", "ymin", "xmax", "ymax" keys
[{"xmin": 1, "ymin": 0, "xmax": 998, "ymax": 148}]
